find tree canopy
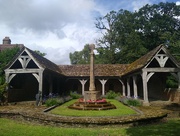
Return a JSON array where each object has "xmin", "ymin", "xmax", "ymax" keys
[
  {"xmin": 0, "ymin": 47, "xmax": 20, "ymax": 99},
  {"xmin": 69, "ymin": 2, "xmax": 180, "ymax": 64},
  {"xmin": 69, "ymin": 44, "xmax": 91, "ymax": 64},
  {"xmin": 34, "ymin": 50, "xmax": 46, "ymax": 57},
  {"xmin": 0, "ymin": 47, "xmax": 20, "ymax": 85}
]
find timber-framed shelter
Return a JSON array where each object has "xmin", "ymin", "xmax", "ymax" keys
[{"xmin": 1, "ymin": 37, "xmax": 180, "ymax": 105}]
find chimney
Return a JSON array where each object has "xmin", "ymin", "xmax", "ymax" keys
[{"xmin": 3, "ymin": 37, "xmax": 11, "ymax": 44}]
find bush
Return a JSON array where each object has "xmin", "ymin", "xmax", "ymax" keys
[
  {"xmin": 127, "ymin": 99, "xmax": 141, "ymax": 106},
  {"xmin": 119, "ymin": 96, "xmax": 128, "ymax": 105},
  {"xmin": 119, "ymin": 96, "xmax": 141, "ymax": 107},
  {"xmin": 70, "ymin": 91, "xmax": 81, "ymax": 99},
  {"xmin": 45, "ymin": 98, "xmax": 64, "ymax": 107},
  {"xmin": 0, "ymin": 83, "xmax": 7, "ymax": 100},
  {"xmin": 105, "ymin": 90, "xmax": 120, "ymax": 99}
]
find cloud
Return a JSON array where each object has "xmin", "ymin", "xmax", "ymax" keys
[
  {"xmin": 0, "ymin": 0, "xmax": 95, "ymax": 38},
  {"xmin": 0, "ymin": 0, "xmax": 100, "ymax": 64},
  {"xmin": 132, "ymin": 0, "xmax": 152, "ymax": 11},
  {"xmin": 176, "ymin": 1, "xmax": 180, "ymax": 5},
  {"xmin": 0, "ymin": 0, "xmax": 176, "ymax": 65}
]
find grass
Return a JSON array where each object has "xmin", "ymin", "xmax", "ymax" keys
[
  {"xmin": 50, "ymin": 99, "xmax": 137, "ymax": 117},
  {"xmin": 0, "ymin": 118, "xmax": 179, "ymax": 136}
]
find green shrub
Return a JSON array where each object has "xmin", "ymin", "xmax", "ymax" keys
[
  {"xmin": 105, "ymin": 90, "xmax": 120, "ymax": 99},
  {"xmin": 0, "ymin": 83, "xmax": 7, "ymax": 100},
  {"xmin": 70, "ymin": 91, "xmax": 81, "ymax": 99},
  {"xmin": 45, "ymin": 98, "xmax": 63, "ymax": 107},
  {"xmin": 127, "ymin": 99, "xmax": 141, "ymax": 106},
  {"xmin": 119, "ymin": 97, "xmax": 141, "ymax": 107},
  {"xmin": 166, "ymin": 75, "xmax": 178, "ymax": 88},
  {"xmin": 119, "ymin": 96, "xmax": 129, "ymax": 105}
]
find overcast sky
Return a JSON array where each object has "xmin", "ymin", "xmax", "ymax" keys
[{"xmin": 0, "ymin": 0, "xmax": 179, "ymax": 64}]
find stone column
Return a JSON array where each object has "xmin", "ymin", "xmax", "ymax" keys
[
  {"xmin": 89, "ymin": 44, "xmax": 96, "ymax": 91},
  {"xmin": 99, "ymin": 79, "xmax": 107, "ymax": 96},
  {"xmin": 133, "ymin": 76, "xmax": 138, "ymax": 99},
  {"xmin": 79, "ymin": 79, "xmax": 87, "ymax": 95}
]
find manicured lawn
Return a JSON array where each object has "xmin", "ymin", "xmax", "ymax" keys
[
  {"xmin": 50, "ymin": 99, "xmax": 137, "ymax": 116},
  {"xmin": 0, "ymin": 118, "xmax": 179, "ymax": 136}
]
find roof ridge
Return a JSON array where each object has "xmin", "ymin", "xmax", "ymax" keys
[
  {"xmin": 122, "ymin": 44, "xmax": 164, "ymax": 75},
  {"xmin": 25, "ymin": 47, "xmax": 62, "ymax": 74}
]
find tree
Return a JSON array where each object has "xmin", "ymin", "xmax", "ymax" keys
[
  {"xmin": 34, "ymin": 50, "xmax": 46, "ymax": 57},
  {"xmin": 95, "ymin": 11, "xmax": 119, "ymax": 64},
  {"xmin": 95, "ymin": 2, "xmax": 180, "ymax": 64},
  {"xmin": 95, "ymin": 9, "xmax": 148, "ymax": 64},
  {"xmin": 0, "ymin": 47, "xmax": 20, "ymax": 102},
  {"xmin": 69, "ymin": 2, "xmax": 180, "ymax": 64},
  {"xmin": 136, "ymin": 2, "xmax": 180, "ymax": 50},
  {"xmin": 69, "ymin": 44, "xmax": 91, "ymax": 64},
  {"xmin": 0, "ymin": 47, "xmax": 20, "ymax": 84}
]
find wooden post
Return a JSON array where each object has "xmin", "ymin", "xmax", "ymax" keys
[
  {"xmin": 142, "ymin": 71, "xmax": 149, "ymax": 106},
  {"xmin": 79, "ymin": 79, "xmax": 87, "ymax": 95},
  {"xmin": 127, "ymin": 78, "xmax": 130, "ymax": 97},
  {"xmin": 133, "ymin": 76, "xmax": 138, "ymax": 99},
  {"xmin": 99, "ymin": 79, "xmax": 107, "ymax": 96},
  {"xmin": 178, "ymin": 72, "xmax": 180, "ymax": 89},
  {"xmin": 119, "ymin": 79, "xmax": 125, "ymax": 96}
]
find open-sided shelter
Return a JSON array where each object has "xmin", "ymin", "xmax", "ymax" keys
[{"xmin": 1, "ymin": 37, "xmax": 180, "ymax": 105}]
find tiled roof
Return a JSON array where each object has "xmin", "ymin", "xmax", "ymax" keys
[
  {"xmin": 59, "ymin": 64, "xmax": 129, "ymax": 77},
  {"xmin": 58, "ymin": 45, "xmax": 166, "ymax": 77},
  {"xmin": 25, "ymin": 47, "xmax": 62, "ymax": 74},
  {"xmin": 122, "ymin": 45, "xmax": 164, "ymax": 75},
  {"xmin": 4, "ymin": 45, "xmax": 62, "ymax": 74},
  {"xmin": 4, "ymin": 43, "xmax": 178, "ymax": 77}
]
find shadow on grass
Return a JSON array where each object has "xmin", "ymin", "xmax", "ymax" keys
[{"xmin": 126, "ymin": 119, "xmax": 180, "ymax": 136}]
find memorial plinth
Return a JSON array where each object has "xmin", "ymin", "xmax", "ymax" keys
[{"xmin": 84, "ymin": 91, "xmax": 101, "ymax": 101}]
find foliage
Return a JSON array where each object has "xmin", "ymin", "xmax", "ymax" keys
[
  {"xmin": 70, "ymin": 2, "xmax": 180, "ymax": 64},
  {"xmin": 70, "ymin": 91, "xmax": 82, "ymax": 99},
  {"xmin": 0, "ymin": 47, "xmax": 20, "ymax": 85},
  {"xmin": 44, "ymin": 96, "xmax": 72, "ymax": 107},
  {"xmin": 45, "ymin": 98, "xmax": 64, "ymax": 107},
  {"xmin": 95, "ymin": 11, "xmax": 119, "ymax": 64},
  {"xmin": 166, "ymin": 75, "xmax": 178, "ymax": 88},
  {"xmin": 119, "ymin": 96, "xmax": 142, "ymax": 106},
  {"xmin": 126, "ymin": 99, "xmax": 141, "ymax": 106},
  {"xmin": 0, "ymin": 83, "xmax": 7, "ymax": 99},
  {"xmin": 34, "ymin": 50, "xmax": 46, "ymax": 57},
  {"xmin": 105, "ymin": 90, "xmax": 120, "ymax": 99},
  {"xmin": 51, "ymin": 99, "xmax": 136, "ymax": 117},
  {"xmin": 69, "ymin": 44, "xmax": 91, "ymax": 64}
]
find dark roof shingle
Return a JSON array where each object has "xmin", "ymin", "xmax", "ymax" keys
[
  {"xmin": 122, "ymin": 45, "xmax": 163, "ymax": 75},
  {"xmin": 59, "ymin": 64, "xmax": 129, "ymax": 77},
  {"xmin": 26, "ymin": 47, "xmax": 62, "ymax": 74}
]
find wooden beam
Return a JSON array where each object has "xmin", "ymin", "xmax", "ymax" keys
[
  {"xmin": 143, "ymin": 68, "xmax": 180, "ymax": 72},
  {"xmin": 5, "ymin": 69, "xmax": 43, "ymax": 73}
]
